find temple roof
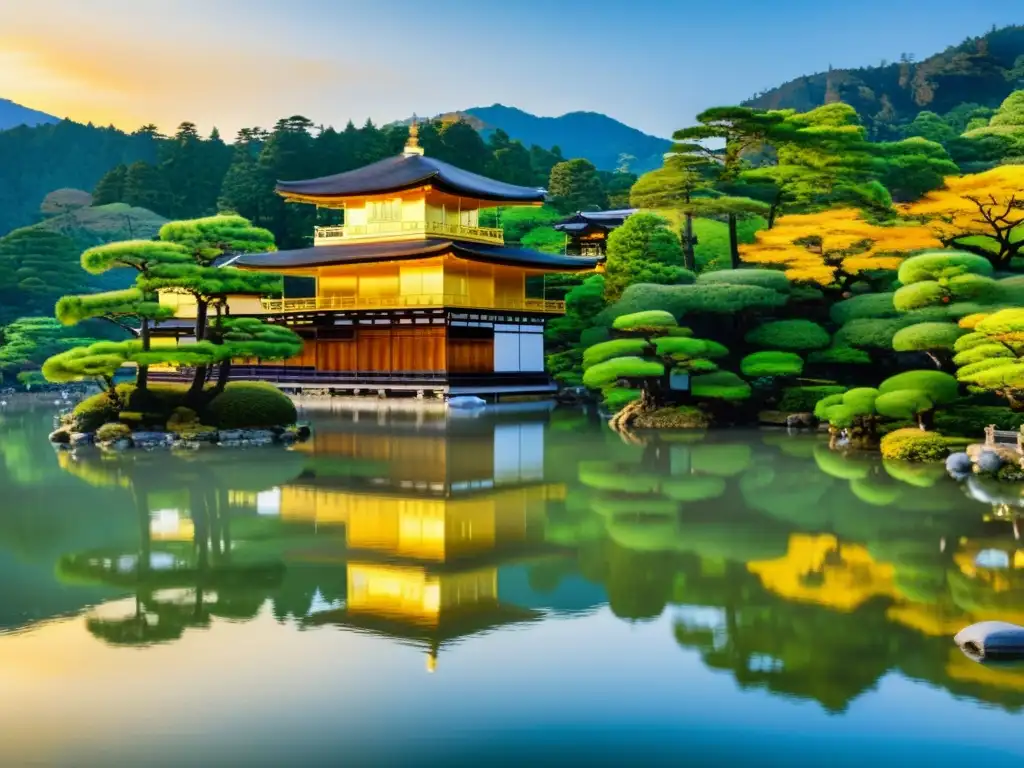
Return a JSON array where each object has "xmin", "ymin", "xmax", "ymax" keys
[
  {"xmin": 554, "ymin": 208, "xmax": 637, "ymax": 232},
  {"xmin": 235, "ymin": 239, "xmax": 599, "ymax": 271},
  {"xmin": 276, "ymin": 154, "xmax": 546, "ymax": 203}
]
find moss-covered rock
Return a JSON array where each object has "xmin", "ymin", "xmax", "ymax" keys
[{"xmin": 632, "ymin": 406, "xmax": 710, "ymax": 429}]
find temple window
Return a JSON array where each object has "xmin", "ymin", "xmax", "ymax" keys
[{"xmin": 367, "ymin": 199, "xmax": 402, "ymax": 222}]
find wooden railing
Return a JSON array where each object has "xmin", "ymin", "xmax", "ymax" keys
[
  {"xmin": 313, "ymin": 221, "xmax": 504, "ymax": 245},
  {"xmin": 259, "ymin": 295, "xmax": 565, "ymax": 313},
  {"xmin": 984, "ymin": 424, "xmax": 1024, "ymax": 454}
]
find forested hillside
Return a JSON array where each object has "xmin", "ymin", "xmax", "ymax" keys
[
  {"xmin": 744, "ymin": 24, "xmax": 1024, "ymax": 139},
  {"xmin": 0, "ymin": 121, "xmax": 159, "ymax": 237}
]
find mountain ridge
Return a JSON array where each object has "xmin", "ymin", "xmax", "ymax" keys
[
  {"xmin": 742, "ymin": 24, "xmax": 1024, "ymax": 135},
  {"xmin": 0, "ymin": 99, "xmax": 60, "ymax": 131},
  {"xmin": 396, "ymin": 103, "xmax": 671, "ymax": 172}
]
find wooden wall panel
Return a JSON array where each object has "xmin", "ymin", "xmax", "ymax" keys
[
  {"xmin": 391, "ymin": 326, "xmax": 445, "ymax": 372},
  {"xmin": 316, "ymin": 339, "xmax": 357, "ymax": 372},
  {"xmin": 357, "ymin": 330, "xmax": 393, "ymax": 372},
  {"xmin": 448, "ymin": 338, "xmax": 494, "ymax": 374}
]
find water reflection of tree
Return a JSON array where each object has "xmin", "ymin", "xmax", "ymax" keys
[
  {"xmin": 546, "ymin": 427, "xmax": 1024, "ymax": 713},
  {"xmin": 55, "ymin": 448, "xmax": 306, "ymax": 646}
]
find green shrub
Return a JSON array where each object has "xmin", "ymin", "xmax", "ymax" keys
[
  {"xmin": 741, "ymin": 351, "xmax": 804, "ymax": 377},
  {"xmin": 745, "ymin": 319, "xmax": 831, "ymax": 351},
  {"xmin": 813, "ymin": 393, "xmax": 846, "ymax": 420},
  {"xmin": 583, "ymin": 357, "xmax": 663, "ymax": 389},
  {"xmin": 892, "ymin": 322, "xmax": 965, "ymax": 352},
  {"xmin": 934, "ymin": 406, "xmax": 1024, "ymax": 437},
  {"xmin": 878, "ymin": 370, "xmax": 959, "ymax": 404},
  {"xmin": 602, "ymin": 282, "xmax": 787, "ymax": 323},
  {"xmin": 830, "ymin": 292, "xmax": 898, "ymax": 324},
  {"xmin": 96, "ymin": 422, "xmax": 132, "ymax": 443},
  {"xmin": 696, "ymin": 269, "xmax": 790, "ymax": 293},
  {"xmin": 691, "ymin": 371, "xmax": 752, "ymax": 401},
  {"xmin": 582, "ymin": 339, "xmax": 649, "ymax": 368},
  {"xmin": 896, "ymin": 251, "xmax": 994, "ymax": 283},
  {"xmin": 842, "ymin": 387, "xmax": 880, "ymax": 411},
  {"xmin": 579, "ymin": 326, "xmax": 610, "ymax": 347},
  {"xmin": 203, "ymin": 382, "xmax": 297, "ymax": 428},
  {"xmin": 875, "ymin": 390, "xmax": 933, "ymax": 420},
  {"xmin": 779, "ymin": 385, "xmax": 847, "ymax": 412},
  {"xmin": 879, "ymin": 428, "xmax": 957, "ymax": 462},
  {"xmin": 73, "ymin": 390, "xmax": 123, "ymax": 432},
  {"xmin": 612, "ymin": 310, "xmax": 677, "ymax": 331},
  {"xmin": 602, "ymin": 386, "xmax": 642, "ymax": 412},
  {"xmin": 833, "ymin": 317, "xmax": 911, "ymax": 350},
  {"xmin": 807, "ymin": 345, "xmax": 872, "ymax": 365}
]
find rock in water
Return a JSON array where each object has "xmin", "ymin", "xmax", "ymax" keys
[
  {"xmin": 955, "ymin": 621, "xmax": 1024, "ymax": 660},
  {"xmin": 448, "ymin": 396, "xmax": 486, "ymax": 409},
  {"xmin": 945, "ymin": 451, "xmax": 972, "ymax": 480}
]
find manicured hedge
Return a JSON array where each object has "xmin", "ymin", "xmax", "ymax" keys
[
  {"xmin": 73, "ymin": 381, "xmax": 298, "ymax": 432},
  {"xmin": 745, "ymin": 319, "xmax": 831, "ymax": 351},
  {"xmin": 934, "ymin": 406, "xmax": 1024, "ymax": 438},
  {"xmin": 879, "ymin": 428, "xmax": 964, "ymax": 462},
  {"xmin": 778, "ymin": 385, "xmax": 847, "ymax": 413},
  {"xmin": 204, "ymin": 382, "xmax": 298, "ymax": 429}
]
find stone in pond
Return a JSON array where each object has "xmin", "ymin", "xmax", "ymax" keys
[{"xmin": 954, "ymin": 621, "xmax": 1024, "ymax": 660}]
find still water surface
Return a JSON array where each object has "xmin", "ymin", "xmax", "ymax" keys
[{"xmin": 2, "ymin": 399, "xmax": 1024, "ymax": 766}]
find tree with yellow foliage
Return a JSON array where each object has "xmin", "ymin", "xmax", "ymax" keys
[
  {"xmin": 740, "ymin": 208, "xmax": 941, "ymax": 287},
  {"xmin": 901, "ymin": 165, "xmax": 1024, "ymax": 270}
]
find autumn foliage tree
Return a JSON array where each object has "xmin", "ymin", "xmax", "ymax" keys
[
  {"xmin": 954, "ymin": 308, "xmax": 1024, "ymax": 409},
  {"xmin": 901, "ymin": 165, "xmax": 1024, "ymax": 269},
  {"xmin": 741, "ymin": 208, "xmax": 941, "ymax": 287}
]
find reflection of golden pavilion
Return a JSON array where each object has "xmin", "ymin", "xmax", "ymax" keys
[
  {"xmin": 288, "ymin": 417, "xmax": 563, "ymax": 670},
  {"xmin": 747, "ymin": 534, "xmax": 900, "ymax": 612}
]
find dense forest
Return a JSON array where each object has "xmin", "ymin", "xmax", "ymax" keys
[{"xmin": 745, "ymin": 24, "xmax": 1024, "ymax": 140}]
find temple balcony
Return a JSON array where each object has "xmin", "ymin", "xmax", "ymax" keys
[
  {"xmin": 258, "ymin": 294, "xmax": 565, "ymax": 313},
  {"xmin": 314, "ymin": 221, "xmax": 505, "ymax": 246}
]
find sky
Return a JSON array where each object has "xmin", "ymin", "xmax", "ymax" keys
[{"xmin": 1, "ymin": 0, "xmax": 1022, "ymax": 140}]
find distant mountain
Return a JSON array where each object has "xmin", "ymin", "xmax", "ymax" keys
[
  {"xmin": 0, "ymin": 99, "xmax": 59, "ymax": 131},
  {"xmin": 743, "ymin": 24, "xmax": 1024, "ymax": 136},
  {"xmin": 400, "ymin": 104, "xmax": 671, "ymax": 172}
]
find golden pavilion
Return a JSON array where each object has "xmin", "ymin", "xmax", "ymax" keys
[{"xmin": 172, "ymin": 125, "xmax": 600, "ymax": 397}]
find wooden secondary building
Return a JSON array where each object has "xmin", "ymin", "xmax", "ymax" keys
[
  {"xmin": 553, "ymin": 208, "xmax": 636, "ymax": 257},
  {"xmin": 158, "ymin": 126, "xmax": 599, "ymax": 397}
]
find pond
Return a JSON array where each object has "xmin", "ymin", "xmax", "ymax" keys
[{"xmin": 1, "ymin": 398, "xmax": 1023, "ymax": 767}]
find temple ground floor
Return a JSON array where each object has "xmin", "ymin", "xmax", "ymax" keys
[{"xmin": 152, "ymin": 307, "xmax": 558, "ymax": 399}]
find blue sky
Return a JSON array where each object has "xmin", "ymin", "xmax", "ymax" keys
[{"xmin": 0, "ymin": 0, "xmax": 1020, "ymax": 137}]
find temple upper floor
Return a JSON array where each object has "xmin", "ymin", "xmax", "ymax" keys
[{"xmin": 312, "ymin": 190, "xmax": 508, "ymax": 247}]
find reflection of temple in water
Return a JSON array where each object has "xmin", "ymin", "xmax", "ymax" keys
[{"xmin": 263, "ymin": 413, "xmax": 567, "ymax": 671}]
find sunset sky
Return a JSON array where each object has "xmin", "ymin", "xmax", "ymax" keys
[{"xmin": 1, "ymin": 0, "xmax": 1020, "ymax": 139}]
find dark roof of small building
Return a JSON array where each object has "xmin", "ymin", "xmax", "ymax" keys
[
  {"xmin": 554, "ymin": 208, "xmax": 637, "ymax": 233},
  {"xmin": 235, "ymin": 239, "xmax": 600, "ymax": 271},
  {"xmin": 276, "ymin": 153, "xmax": 546, "ymax": 203}
]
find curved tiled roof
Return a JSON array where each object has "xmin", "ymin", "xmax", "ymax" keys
[
  {"xmin": 276, "ymin": 154, "xmax": 546, "ymax": 203},
  {"xmin": 235, "ymin": 239, "xmax": 599, "ymax": 271}
]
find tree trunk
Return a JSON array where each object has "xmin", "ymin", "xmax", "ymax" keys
[
  {"xmin": 728, "ymin": 213, "xmax": 740, "ymax": 269},
  {"xmin": 211, "ymin": 359, "xmax": 231, "ymax": 397},
  {"xmin": 137, "ymin": 316, "xmax": 151, "ymax": 392},
  {"xmin": 682, "ymin": 213, "xmax": 696, "ymax": 271},
  {"xmin": 188, "ymin": 300, "xmax": 209, "ymax": 401},
  {"xmin": 918, "ymin": 409, "xmax": 935, "ymax": 431}
]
